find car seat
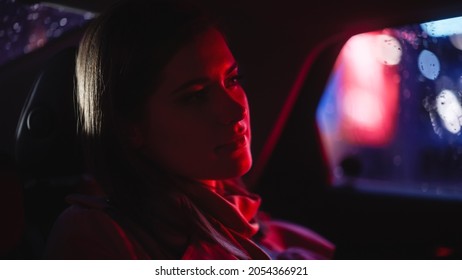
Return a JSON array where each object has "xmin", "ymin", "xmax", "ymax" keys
[
  {"xmin": 0, "ymin": 153, "xmax": 25, "ymax": 259},
  {"xmin": 15, "ymin": 47, "xmax": 84, "ymax": 258}
]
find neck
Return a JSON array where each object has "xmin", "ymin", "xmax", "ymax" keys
[{"xmin": 198, "ymin": 179, "xmax": 217, "ymax": 191}]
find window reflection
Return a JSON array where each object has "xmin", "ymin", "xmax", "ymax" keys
[
  {"xmin": 317, "ymin": 15, "xmax": 462, "ymax": 199},
  {"xmin": 0, "ymin": 0, "xmax": 95, "ymax": 66}
]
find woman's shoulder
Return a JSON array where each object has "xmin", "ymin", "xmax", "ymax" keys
[
  {"xmin": 44, "ymin": 194, "xmax": 150, "ymax": 259},
  {"xmin": 49, "ymin": 194, "xmax": 117, "ymax": 237},
  {"xmin": 257, "ymin": 213, "xmax": 335, "ymax": 260}
]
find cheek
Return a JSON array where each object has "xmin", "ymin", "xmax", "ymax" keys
[
  {"xmin": 142, "ymin": 108, "xmax": 214, "ymax": 165},
  {"xmin": 140, "ymin": 95, "xmax": 253, "ymax": 180}
]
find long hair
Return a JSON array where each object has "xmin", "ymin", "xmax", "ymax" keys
[{"xmin": 75, "ymin": 0, "xmax": 249, "ymax": 259}]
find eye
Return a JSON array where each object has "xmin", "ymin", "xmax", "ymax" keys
[
  {"xmin": 225, "ymin": 74, "xmax": 244, "ymax": 89},
  {"xmin": 178, "ymin": 88, "xmax": 209, "ymax": 105}
]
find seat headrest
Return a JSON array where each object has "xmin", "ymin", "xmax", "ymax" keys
[{"xmin": 15, "ymin": 47, "xmax": 83, "ymax": 184}]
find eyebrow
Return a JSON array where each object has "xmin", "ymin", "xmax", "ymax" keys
[{"xmin": 170, "ymin": 62, "xmax": 238, "ymax": 95}]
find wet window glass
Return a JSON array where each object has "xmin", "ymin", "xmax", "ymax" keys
[
  {"xmin": 317, "ymin": 15, "xmax": 462, "ymax": 199},
  {"xmin": 0, "ymin": 0, "xmax": 95, "ymax": 66}
]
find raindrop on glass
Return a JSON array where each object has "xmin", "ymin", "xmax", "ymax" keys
[
  {"xmin": 50, "ymin": 22, "xmax": 58, "ymax": 30},
  {"xmin": 13, "ymin": 22, "xmax": 21, "ymax": 33},
  {"xmin": 27, "ymin": 12, "xmax": 39, "ymax": 21},
  {"xmin": 37, "ymin": 38, "xmax": 45, "ymax": 47},
  {"xmin": 53, "ymin": 29, "xmax": 62, "ymax": 38},
  {"xmin": 59, "ymin": 18, "xmax": 67, "ymax": 27},
  {"xmin": 23, "ymin": 44, "xmax": 32, "ymax": 54},
  {"xmin": 418, "ymin": 50, "xmax": 440, "ymax": 80},
  {"xmin": 83, "ymin": 12, "xmax": 94, "ymax": 20},
  {"xmin": 28, "ymin": 33, "xmax": 36, "ymax": 43}
]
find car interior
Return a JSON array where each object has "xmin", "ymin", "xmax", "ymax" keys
[{"xmin": 3, "ymin": 0, "xmax": 462, "ymax": 259}]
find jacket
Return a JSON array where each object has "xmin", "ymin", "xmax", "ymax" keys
[{"xmin": 44, "ymin": 180, "xmax": 334, "ymax": 259}]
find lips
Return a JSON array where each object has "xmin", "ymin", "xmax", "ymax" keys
[{"xmin": 215, "ymin": 135, "xmax": 248, "ymax": 154}]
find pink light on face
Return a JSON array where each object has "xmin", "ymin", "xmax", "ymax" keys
[{"xmin": 338, "ymin": 32, "xmax": 400, "ymax": 146}]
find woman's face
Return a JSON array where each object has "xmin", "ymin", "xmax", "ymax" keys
[{"xmin": 136, "ymin": 28, "xmax": 252, "ymax": 185}]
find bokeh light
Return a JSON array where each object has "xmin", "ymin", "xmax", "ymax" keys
[
  {"xmin": 436, "ymin": 89, "xmax": 462, "ymax": 135},
  {"xmin": 421, "ymin": 16, "xmax": 462, "ymax": 37},
  {"xmin": 449, "ymin": 34, "xmax": 462, "ymax": 50},
  {"xmin": 375, "ymin": 34, "xmax": 402, "ymax": 65},
  {"xmin": 418, "ymin": 50, "xmax": 440, "ymax": 80}
]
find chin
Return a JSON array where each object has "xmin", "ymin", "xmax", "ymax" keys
[{"xmin": 215, "ymin": 155, "xmax": 253, "ymax": 179}]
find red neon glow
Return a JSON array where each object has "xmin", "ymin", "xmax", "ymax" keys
[
  {"xmin": 338, "ymin": 33, "xmax": 400, "ymax": 146},
  {"xmin": 435, "ymin": 246, "xmax": 454, "ymax": 258}
]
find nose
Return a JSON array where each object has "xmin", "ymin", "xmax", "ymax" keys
[{"xmin": 214, "ymin": 87, "xmax": 248, "ymax": 125}]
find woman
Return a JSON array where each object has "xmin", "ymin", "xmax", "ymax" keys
[{"xmin": 45, "ymin": 0, "xmax": 334, "ymax": 259}]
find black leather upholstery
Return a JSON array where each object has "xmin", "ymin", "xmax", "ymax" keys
[
  {"xmin": 0, "ymin": 153, "xmax": 24, "ymax": 259},
  {"xmin": 16, "ymin": 47, "xmax": 82, "ymax": 182},
  {"xmin": 15, "ymin": 47, "xmax": 83, "ymax": 257}
]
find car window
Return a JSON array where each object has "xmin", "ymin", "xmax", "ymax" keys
[
  {"xmin": 0, "ymin": 0, "xmax": 95, "ymax": 66},
  {"xmin": 317, "ymin": 15, "xmax": 462, "ymax": 199}
]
